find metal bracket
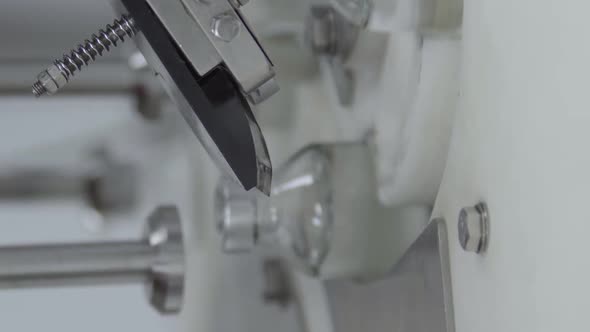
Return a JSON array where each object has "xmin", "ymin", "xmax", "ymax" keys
[
  {"xmin": 325, "ymin": 219, "xmax": 456, "ymax": 332},
  {"xmin": 114, "ymin": 0, "xmax": 277, "ymax": 194},
  {"xmin": 139, "ymin": 0, "xmax": 278, "ymax": 103}
]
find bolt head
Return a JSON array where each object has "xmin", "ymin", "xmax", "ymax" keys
[
  {"xmin": 458, "ymin": 203, "xmax": 489, "ymax": 253},
  {"xmin": 211, "ymin": 14, "xmax": 241, "ymax": 42}
]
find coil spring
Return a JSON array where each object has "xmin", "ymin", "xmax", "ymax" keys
[{"xmin": 54, "ymin": 15, "xmax": 137, "ymax": 81}]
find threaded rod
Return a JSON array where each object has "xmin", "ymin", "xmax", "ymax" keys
[
  {"xmin": 32, "ymin": 15, "xmax": 138, "ymax": 97},
  {"xmin": 31, "ymin": 82, "xmax": 48, "ymax": 97}
]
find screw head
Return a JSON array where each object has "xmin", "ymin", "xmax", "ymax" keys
[
  {"xmin": 458, "ymin": 202, "xmax": 489, "ymax": 253},
  {"xmin": 211, "ymin": 13, "xmax": 241, "ymax": 42}
]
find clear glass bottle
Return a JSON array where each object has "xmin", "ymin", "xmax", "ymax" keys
[{"xmin": 215, "ymin": 142, "xmax": 430, "ymax": 280}]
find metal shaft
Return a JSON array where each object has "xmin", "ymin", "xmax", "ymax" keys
[
  {"xmin": 0, "ymin": 170, "xmax": 84, "ymax": 200},
  {"xmin": 0, "ymin": 241, "xmax": 156, "ymax": 289},
  {"xmin": 0, "ymin": 206, "xmax": 185, "ymax": 314},
  {"xmin": 0, "ymin": 165, "xmax": 137, "ymax": 214}
]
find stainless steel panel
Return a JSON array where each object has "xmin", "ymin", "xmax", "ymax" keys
[{"xmin": 325, "ymin": 219, "xmax": 455, "ymax": 332}]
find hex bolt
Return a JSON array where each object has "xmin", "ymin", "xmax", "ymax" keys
[
  {"xmin": 0, "ymin": 206, "xmax": 185, "ymax": 314},
  {"xmin": 211, "ymin": 13, "xmax": 241, "ymax": 42},
  {"xmin": 458, "ymin": 202, "xmax": 489, "ymax": 254}
]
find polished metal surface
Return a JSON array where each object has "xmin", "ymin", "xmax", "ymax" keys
[
  {"xmin": 211, "ymin": 13, "xmax": 242, "ymax": 42},
  {"xmin": 130, "ymin": 27, "xmax": 273, "ymax": 195},
  {"xmin": 176, "ymin": 0, "xmax": 278, "ymax": 102},
  {"xmin": 112, "ymin": 0, "xmax": 275, "ymax": 195},
  {"xmin": 458, "ymin": 202, "xmax": 489, "ymax": 253},
  {"xmin": 0, "ymin": 206, "xmax": 185, "ymax": 314},
  {"xmin": 31, "ymin": 0, "xmax": 276, "ymax": 195},
  {"xmin": 138, "ymin": 0, "xmax": 278, "ymax": 103},
  {"xmin": 248, "ymin": 77, "xmax": 280, "ymax": 105},
  {"xmin": 215, "ymin": 176, "xmax": 258, "ymax": 253},
  {"xmin": 32, "ymin": 64, "xmax": 68, "ymax": 97},
  {"xmin": 130, "ymin": 0, "xmax": 220, "ymax": 76},
  {"xmin": 325, "ymin": 219, "xmax": 455, "ymax": 332},
  {"xmin": 32, "ymin": 15, "xmax": 137, "ymax": 97},
  {"xmin": 32, "ymin": 0, "xmax": 279, "ymax": 102}
]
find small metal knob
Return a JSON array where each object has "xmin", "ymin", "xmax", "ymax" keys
[
  {"xmin": 211, "ymin": 13, "xmax": 241, "ymax": 42},
  {"xmin": 458, "ymin": 202, "xmax": 489, "ymax": 254},
  {"xmin": 32, "ymin": 15, "xmax": 137, "ymax": 97}
]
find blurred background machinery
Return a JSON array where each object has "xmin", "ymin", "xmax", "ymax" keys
[{"xmin": 6, "ymin": 1, "xmax": 590, "ymax": 332}]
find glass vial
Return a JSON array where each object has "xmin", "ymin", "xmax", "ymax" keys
[{"xmin": 215, "ymin": 142, "xmax": 430, "ymax": 280}]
